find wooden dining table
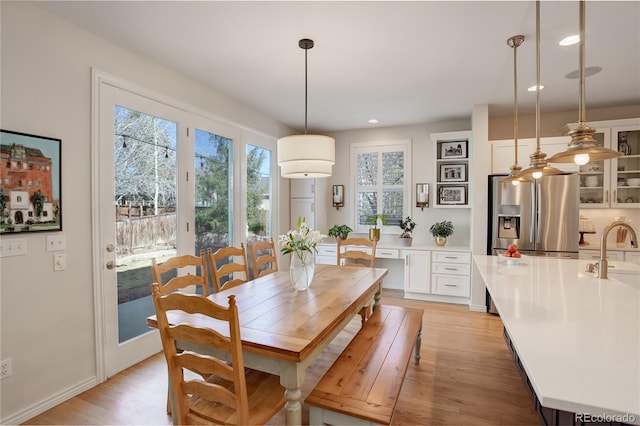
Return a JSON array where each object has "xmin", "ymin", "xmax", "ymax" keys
[{"xmin": 147, "ymin": 264, "xmax": 388, "ymax": 426}]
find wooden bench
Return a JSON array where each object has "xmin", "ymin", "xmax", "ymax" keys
[{"xmin": 305, "ymin": 304, "xmax": 423, "ymax": 425}]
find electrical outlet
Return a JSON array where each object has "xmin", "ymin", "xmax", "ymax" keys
[{"xmin": 1, "ymin": 359, "xmax": 12, "ymax": 379}]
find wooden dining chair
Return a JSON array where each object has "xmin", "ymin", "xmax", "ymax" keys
[
  {"xmin": 337, "ymin": 237, "xmax": 377, "ymax": 268},
  {"xmin": 248, "ymin": 238, "xmax": 278, "ymax": 279},
  {"xmin": 207, "ymin": 244, "xmax": 249, "ymax": 293},
  {"xmin": 151, "ymin": 250, "xmax": 210, "ymax": 296},
  {"xmin": 151, "ymin": 284, "xmax": 286, "ymax": 425},
  {"xmin": 337, "ymin": 237, "xmax": 378, "ymax": 324}
]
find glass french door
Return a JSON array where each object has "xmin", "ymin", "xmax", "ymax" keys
[
  {"xmin": 94, "ymin": 74, "xmax": 278, "ymax": 379},
  {"xmin": 97, "ymin": 82, "xmax": 184, "ymax": 377}
]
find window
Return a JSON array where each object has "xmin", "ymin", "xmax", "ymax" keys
[
  {"xmin": 246, "ymin": 144, "xmax": 272, "ymax": 239},
  {"xmin": 351, "ymin": 140, "xmax": 411, "ymax": 233}
]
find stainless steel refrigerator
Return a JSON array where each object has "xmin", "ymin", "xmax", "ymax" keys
[{"xmin": 488, "ymin": 174, "xmax": 579, "ymax": 258}]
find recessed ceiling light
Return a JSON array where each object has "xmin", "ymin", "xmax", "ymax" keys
[
  {"xmin": 527, "ymin": 85, "xmax": 544, "ymax": 92},
  {"xmin": 559, "ymin": 35, "xmax": 580, "ymax": 46},
  {"xmin": 565, "ymin": 66, "xmax": 602, "ymax": 79},
  {"xmin": 368, "ymin": 119, "xmax": 380, "ymax": 124}
]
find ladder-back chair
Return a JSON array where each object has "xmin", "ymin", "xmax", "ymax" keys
[
  {"xmin": 151, "ymin": 284, "xmax": 286, "ymax": 424},
  {"xmin": 207, "ymin": 244, "xmax": 250, "ymax": 293}
]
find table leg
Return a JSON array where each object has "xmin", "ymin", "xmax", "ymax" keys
[
  {"xmin": 373, "ymin": 283, "xmax": 382, "ymax": 309},
  {"xmin": 281, "ymin": 363, "xmax": 305, "ymax": 425}
]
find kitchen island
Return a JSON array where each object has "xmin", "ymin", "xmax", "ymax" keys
[{"xmin": 474, "ymin": 255, "xmax": 639, "ymax": 425}]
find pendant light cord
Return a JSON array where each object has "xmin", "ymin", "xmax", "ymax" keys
[
  {"xmin": 304, "ymin": 45, "xmax": 308, "ymax": 135},
  {"xmin": 535, "ymin": 0, "xmax": 541, "ymax": 149},
  {"xmin": 513, "ymin": 38, "xmax": 519, "ymax": 163},
  {"xmin": 578, "ymin": 0, "xmax": 586, "ymax": 124}
]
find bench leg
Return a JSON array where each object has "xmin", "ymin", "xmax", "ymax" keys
[{"xmin": 414, "ymin": 324, "xmax": 422, "ymax": 365}]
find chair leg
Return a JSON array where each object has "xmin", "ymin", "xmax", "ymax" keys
[{"xmin": 166, "ymin": 388, "xmax": 171, "ymax": 414}]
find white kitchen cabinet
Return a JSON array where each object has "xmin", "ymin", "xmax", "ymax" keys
[
  {"xmin": 578, "ymin": 249, "xmax": 624, "ymax": 262},
  {"xmin": 491, "ymin": 137, "xmax": 577, "ymax": 175},
  {"xmin": 491, "ymin": 139, "xmax": 535, "ymax": 174},
  {"xmin": 291, "ymin": 179, "xmax": 315, "ymax": 198},
  {"xmin": 403, "ymin": 250, "xmax": 430, "ymax": 294},
  {"xmin": 316, "ymin": 243, "xmax": 338, "ymax": 265},
  {"xmin": 571, "ymin": 118, "xmax": 640, "ymax": 208},
  {"xmin": 431, "ymin": 251, "xmax": 471, "ymax": 297},
  {"xmin": 290, "ymin": 178, "xmax": 328, "ymax": 232}
]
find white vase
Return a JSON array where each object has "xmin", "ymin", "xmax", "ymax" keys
[{"xmin": 290, "ymin": 250, "xmax": 315, "ymax": 291}]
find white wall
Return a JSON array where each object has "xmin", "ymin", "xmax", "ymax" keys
[{"xmin": 0, "ymin": 3, "xmax": 291, "ymax": 423}]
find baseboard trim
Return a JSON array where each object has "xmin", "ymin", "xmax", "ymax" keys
[
  {"xmin": 469, "ymin": 303, "xmax": 488, "ymax": 313},
  {"xmin": 1, "ymin": 375, "xmax": 98, "ymax": 425}
]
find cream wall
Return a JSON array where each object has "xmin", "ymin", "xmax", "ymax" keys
[{"xmin": 0, "ymin": 3, "xmax": 291, "ymax": 423}]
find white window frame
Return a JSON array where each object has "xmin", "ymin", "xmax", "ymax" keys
[{"xmin": 350, "ymin": 139, "xmax": 411, "ymax": 234}]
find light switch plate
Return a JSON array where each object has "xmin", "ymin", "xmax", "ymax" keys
[
  {"xmin": 0, "ymin": 238, "xmax": 27, "ymax": 257},
  {"xmin": 54, "ymin": 253, "xmax": 66, "ymax": 271},
  {"xmin": 46, "ymin": 235, "xmax": 66, "ymax": 252}
]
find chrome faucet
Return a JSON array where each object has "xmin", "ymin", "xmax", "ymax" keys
[{"xmin": 598, "ymin": 221, "xmax": 638, "ymax": 279}]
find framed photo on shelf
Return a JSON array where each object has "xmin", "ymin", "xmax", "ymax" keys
[
  {"xmin": 0, "ymin": 129, "xmax": 62, "ymax": 234},
  {"xmin": 440, "ymin": 163, "xmax": 467, "ymax": 182},
  {"xmin": 440, "ymin": 140, "xmax": 468, "ymax": 159},
  {"xmin": 438, "ymin": 185, "xmax": 466, "ymax": 205}
]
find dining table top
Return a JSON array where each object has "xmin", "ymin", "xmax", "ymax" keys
[{"xmin": 147, "ymin": 264, "xmax": 388, "ymax": 363}]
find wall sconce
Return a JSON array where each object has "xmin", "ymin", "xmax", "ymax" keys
[
  {"xmin": 332, "ymin": 185, "xmax": 344, "ymax": 210},
  {"xmin": 416, "ymin": 183, "xmax": 429, "ymax": 210}
]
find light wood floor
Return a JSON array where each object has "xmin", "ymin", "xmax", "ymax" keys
[{"xmin": 24, "ymin": 292, "xmax": 539, "ymax": 425}]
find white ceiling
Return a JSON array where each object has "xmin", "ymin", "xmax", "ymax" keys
[{"xmin": 34, "ymin": 1, "xmax": 640, "ymax": 133}]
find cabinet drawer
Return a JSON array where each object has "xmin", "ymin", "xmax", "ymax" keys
[
  {"xmin": 317, "ymin": 245, "xmax": 338, "ymax": 257},
  {"xmin": 376, "ymin": 248, "xmax": 399, "ymax": 259},
  {"xmin": 432, "ymin": 262, "xmax": 470, "ymax": 276},
  {"xmin": 316, "ymin": 255, "xmax": 337, "ymax": 265},
  {"xmin": 432, "ymin": 251, "xmax": 471, "ymax": 264},
  {"xmin": 431, "ymin": 274, "xmax": 470, "ymax": 297}
]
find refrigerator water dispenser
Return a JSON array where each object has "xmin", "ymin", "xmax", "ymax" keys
[{"xmin": 498, "ymin": 215, "xmax": 520, "ymax": 239}]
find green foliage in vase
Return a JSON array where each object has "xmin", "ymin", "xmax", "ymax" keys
[
  {"xmin": 328, "ymin": 224, "xmax": 353, "ymax": 240},
  {"xmin": 430, "ymin": 220, "xmax": 454, "ymax": 238}
]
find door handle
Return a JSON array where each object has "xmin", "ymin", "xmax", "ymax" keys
[
  {"xmin": 106, "ymin": 260, "xmax": 116, "ymax": 270},
  {"xmin": 106, "ymin": 244, "xmax": 114, "ymax": 252},
  {"xmin": 530, "ymin": 185, "xmax": 535, "ymax": 243}
]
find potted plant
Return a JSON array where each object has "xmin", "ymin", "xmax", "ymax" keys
[
  {"xmin": 430, "ymin": 220, "xmax": 454, "ymax": 246},
  {"xmin": 398, "ymin": 216, "xmax": 415, "ymax": 246},
  {"xmin": 328, "ymin": 224, "xmax": 353, "ymax": 240},
  {"xmin": 368, "ymin": 213, "xmax": 388, "ymax": 241}
]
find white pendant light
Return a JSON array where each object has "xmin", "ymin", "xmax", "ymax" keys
[
  {"xmin": 277, "ymin": 39, "xmax": 335, "ymax": 179},
  {"xmin": 520, "ymin": 0, "xmax": 564, "ymax": 179},
  {"xmin": 547, "ymin": 0, "xmax": 621, "ymax": 165},
  {"xmin": 502, "ymin": 35, "xmax": 530, "ymax": 186}
]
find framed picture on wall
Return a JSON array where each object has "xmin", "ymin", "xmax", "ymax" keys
[
  {"xmin": 438, "ymin": 185, "xmax": 466, "ymax": 205},
  {"xmin": 440, "ymin": 140, "xmax": 468, "ymax": 159},
  {"xmin": 440, "ymin": 163, "xmax": 467, "ymax": 182},
  {"xmin": 0, "ymin": 129, "xmax": 62, "ymax": 234}
]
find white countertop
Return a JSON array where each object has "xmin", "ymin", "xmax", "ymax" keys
[
  {"xmin": 473, "ymin": 255, "xmax": 640, "ymax": 421},
  {"xmin": 318, "ymin": 240, "xmax": 470, "ymax": 252}
]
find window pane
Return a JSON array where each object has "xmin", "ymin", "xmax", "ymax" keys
[
  {"xmin": 195, "ymin": 129, "xmax": 232, "ymax": 255},
  {"xmin": 382, "ymin": 190, "xmax": 403, "ymax": 226},
  {"xmin": 357, "ymin": 191, "xmax": 377, "ymax": 226},
  {"xmin": 113, "ymin": 105, "xmax": 177, "ymax": 343},
  {"xmin": 357, "ymin": 152, "xmax": 378, "ymax": 186},
  {"xmin": 382, "ymin": 151, "xmax": 404, "ymax": 185},
  {"xmin": 246, "ymin": 144, "xmax": 272, "ymax": 239}
]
